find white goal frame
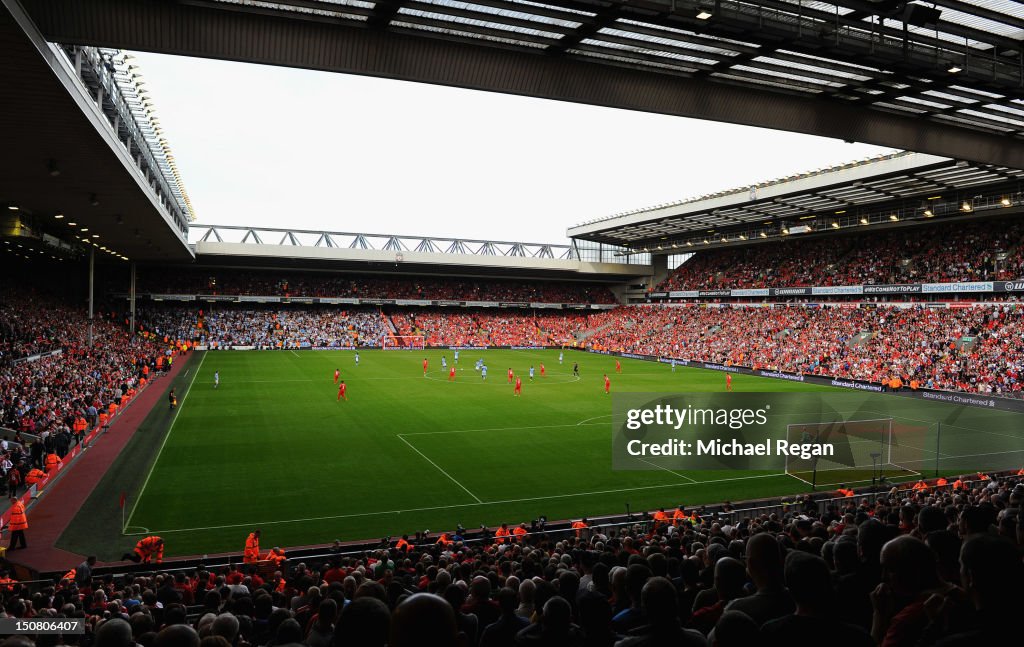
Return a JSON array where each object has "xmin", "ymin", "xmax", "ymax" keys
[
  {"xmin": 784, "ymin": 417, "xmax": 909, "ymax": 486},
  {"xmin": 382, "ymin": 335, "xmax": 426, "ymax": 350}
]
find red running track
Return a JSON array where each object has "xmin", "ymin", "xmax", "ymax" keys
[{"xmin": 7, "ymin": 354, "xmax": 193, "ymax": 574}]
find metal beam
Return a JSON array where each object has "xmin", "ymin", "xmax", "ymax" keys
[{"xmin": 20, "ymin": 0, "xmax": 1024, "ymax": 167}]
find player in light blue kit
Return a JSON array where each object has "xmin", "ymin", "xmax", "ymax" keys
[
  {"xmin": 671, "ymin": 358, "xmax": 676, "ymax": 372},
  {"xmin": 214, "ymin": 371, "xmax": 220, "ymax": 389},
  {"xmin": 355, "ymin": 351, "xmax": 360, "ymax": 366},
  {"xmin": 559, "ymin": 350, "xmax": 564, "ymax": 364},
  {"xmin": 442, "ymin": 356, "xmax": 447, "ymax": 369},
  {"xmin": 529, "ymin": 366, "xmax": 535, "ymax": 381},
  {"xmin": 454, "ymin": 349, "xmax": 460, "ymax": 364},
  {"xmin": 481, "ymin": 364, "xmax": 488, "ymax": 380}
]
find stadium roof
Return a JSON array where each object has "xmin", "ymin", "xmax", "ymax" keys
[
  {"xmin": 188, "ymin": 224, "xmax": 647, "ymax": 278},
  {"xmin": 16, "ymin": 0, "xmax": 1024, "ymax": 168},
  {"xmin": 567, "ymin": 151, "xmax": 1024, "ymax": 248},
  {"xmin": 0, "ymin": 3, "xmax": 193, "ymax": 262}
]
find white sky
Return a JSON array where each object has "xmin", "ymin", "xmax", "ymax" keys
[{"xmin": 132, "ymin": 51, "xmax": 895, "ymax": 245}]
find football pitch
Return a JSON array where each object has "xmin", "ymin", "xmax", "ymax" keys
[{"xmin": 87, "ymin": 350, "xmax": 1024, "ymax": 557}]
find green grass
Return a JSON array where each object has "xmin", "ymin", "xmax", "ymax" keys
[{"xmin": 83, "ymin": 349, "xmax": 1024, "ymax": 558}]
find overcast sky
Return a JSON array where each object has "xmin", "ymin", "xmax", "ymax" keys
[{"xmin": 131, "ymin": 52, "xmax": 895, "ymax": 245}]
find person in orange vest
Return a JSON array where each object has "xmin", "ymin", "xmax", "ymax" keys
[
  {"xmin": 435, "ymin": 533, "xmax": 452, "ymax": 547},
  {"xmin": 98, "ymin": 411, "xmax": 110, "ymax": 428},
  {"xmin": 264, "ymin": 547, "xmax": 286, "ymax": 568},
  {"xmin": 494, "ymin": 524, "xmax": 510, "ymax": 545},
  {"xmin": 122, "ymin": 536, "xmax": 164, "ymax": 564},
  {"xmin": 953, "ymin": 478, "xmax": 964, "ymax": 490},
  {"xmin": 571, "ymin": 518, "xmax": 589, "ymax": 538},
  {"xmin": 60, "ymin": 569, "xmax": 76, "ymax": 584},
  {"xmin": 44, "ymin": 453, "xmax": 62, "ymax": 474},
  {"xmin": 976, "ymin": 472, "xmax": 991, "ymax": 481},
  {"xmin": 672, "ymin": 506, "xmax": 687, "ymax": 527},
  {"xmin": 935, "ymin": 477, "xmax": 948, "ymax": 487},
  {"xmin": 243, "ymin": 529, "xmax": 261, "ymax": 564},
  {"xmin": 836, "ymin": 485, "xmax": 855, "ymax": 497},
  {"xmin": 513, "ymin": 523, "xmax": 528, "ymax": 542},
  {"xmin": 7, "ymin": 497, "xmax": 28, "ymax": 550},
  {"xmin": 395, "ymin": 535, "xmax": 412, "ymax": 553},
  {"xmin": 651, "ymin": 508, "xmax": 669, "ymax": 532},
  {"xmin": 911, "ymin": 480, "xmax": 930, "ymax": 493},
  {"xmin": 73, "ymin": 416, "xmax": 87, "ymax": 436},
  {"xmin": 24, "ymin": 468, "xmax": 45, "ymax": 488},
  {"xmin": 0, "ymin": 571, "xmax": 16, "ymax": 591}
]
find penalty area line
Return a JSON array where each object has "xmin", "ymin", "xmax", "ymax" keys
[
  {"xmin": 396, "ymin": 435, "xmax": 482, "ymax": 504},
  {"xmin": 635, "ymin": 457, "xmax": 697, "ymax": 483}
]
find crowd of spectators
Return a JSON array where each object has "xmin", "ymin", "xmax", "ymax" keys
[
  {"xmin": 131, "ymin": 270, "xmax": 617, "ymax": 304},
  {"xmin": 130, "ymin": 300, "xmax": 1024, "ymax": 397},
  {"xmin": 390, "ymin": 311, "xmax": 603, "ymax": 347},
  {"xmin": 659, "ymin": 220, "xmax": 1024, "ymax": 291},
  {"xmin": 184, "ymin": 308, "xmax": 390, "ymax": 349},
  {"xmin": 587, "ymin": 303, "xmax": 1024, "ymax": 396},
  {"xmin": 1, "ymin": 292, "xmax": 166, "ymax": 434},
  {"xmin": 3, "ymin": 474, "xmax": 1020, "ymax": 646},
  {"xmin": 0, "ymin": 290, "xmax": 170, "ymax": 500}
]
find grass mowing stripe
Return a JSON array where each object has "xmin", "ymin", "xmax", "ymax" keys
[
  {"xmin": 129, "ymin": 471, "xmax": 793, "ymax": 535},
  {"xmin": 123, "ymin": 351, "xmax": 206, "ymax": 531},
  {"xmin": 109, "ymin": 350, "xmax": 1024, "ymax": 555},
  {"xmin": 397, "ymin": 435, "xmax": 483, "ymax": 503}
]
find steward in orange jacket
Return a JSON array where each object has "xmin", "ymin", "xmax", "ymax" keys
[
  {"xmin": 44, "ymin": 453, "xmax": 62, "ymax": 474},
  {"xmin": 513, "ymin": 524, "xmax": 528, "ymax": 542},
  {"xmin": 244, "ymin": 530, "xmax": 261, "ymax": 563},
  {"xmin": 7, "ymin": 497, "xmax": 28, "ymax": 550},
  {"xmin": 572, "ymin": 518, "xmax": 589, "ymax": 537},
  {"xmin": 0, "ymin": 572, "xmax": 16, "ymax": 591},
  {"xmin": 494, "ymin": 524, "xmax": 510, "ymax": 545},
  {"xmin": 122, "ymin": 536, "xmax": 164, "ymax": 564},
  {"xmin": 24, "ymin": 469, "xmax": 45, "ymax": 487},
  {"xmin": 264, "ymin": 547, "xmax": 286, "ymax": 568}
]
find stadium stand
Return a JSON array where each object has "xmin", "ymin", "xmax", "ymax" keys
[
  {"xmin": 135, "ymin": 301, "xmax": 1024, "ymax": 397},
  {"xmin": 586, "ymin": 304, "xmax": 1024, "ymax": 397},
  {"xmin": 658, "ymin": 219, "xmax": 1024, "ymax": 291},
  {"xmin": 2, "ymin": 472, "xmax": 1018, "ymax": 646},
  {"xmin": 131, "ymin": 269, "xmax": 617, "ymax": 303},
  {"xmin": 1, "ymin": 290, "xmax": 167, "ymax": 438}
]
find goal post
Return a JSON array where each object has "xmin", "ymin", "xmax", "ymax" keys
[
  {"xmin": 784, "ymin": 417, "xmax": 923, "ymax": 488},
  {"xmin": 382, "ymin": 335, "xmax": 425, "ymax": 350}
]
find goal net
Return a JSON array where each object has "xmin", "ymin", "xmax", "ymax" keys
[
  {"xmin": 382, "ymin": 335, "xmax": 425, "ymax": 350},
  {"xmin": 784, "ymin": 417, "xmax": 925, "ymax": 488}
]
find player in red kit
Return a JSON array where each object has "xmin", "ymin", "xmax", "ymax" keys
[
  {"xmin": 615, "ymin": 359, "xmax": 621, "ymax": 373},
  {"xmin": 507, "ymin": 368, "xmax": 514, "ymax": 384},
  {"xmin": 422, "ymin": 358, "xmax": 428, "ymax": 377},
  {"xmin": 449, "ymin": 365, "xmax": 456, "ymax": 381},
  {"xmin": 337, "ymin": 380, "xmax": 347, "ymax": 401},
  {"xmin": 604, "ymin": 374, "xmax": 611, "ymax": 394},
  {"xmin": 726, "ymin": 373, "xmax": 733, "ymax": 391},
  {"xmin": 514, "ymin": 376, "xmax": 522, "ymax": 396},
  {"xmin": 540, "ymin": 363, "xmax": 546, "ymax": 378},
  {"xmin": 334, "ymin": 369, "xmax": 340, "ymax": 384}
]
